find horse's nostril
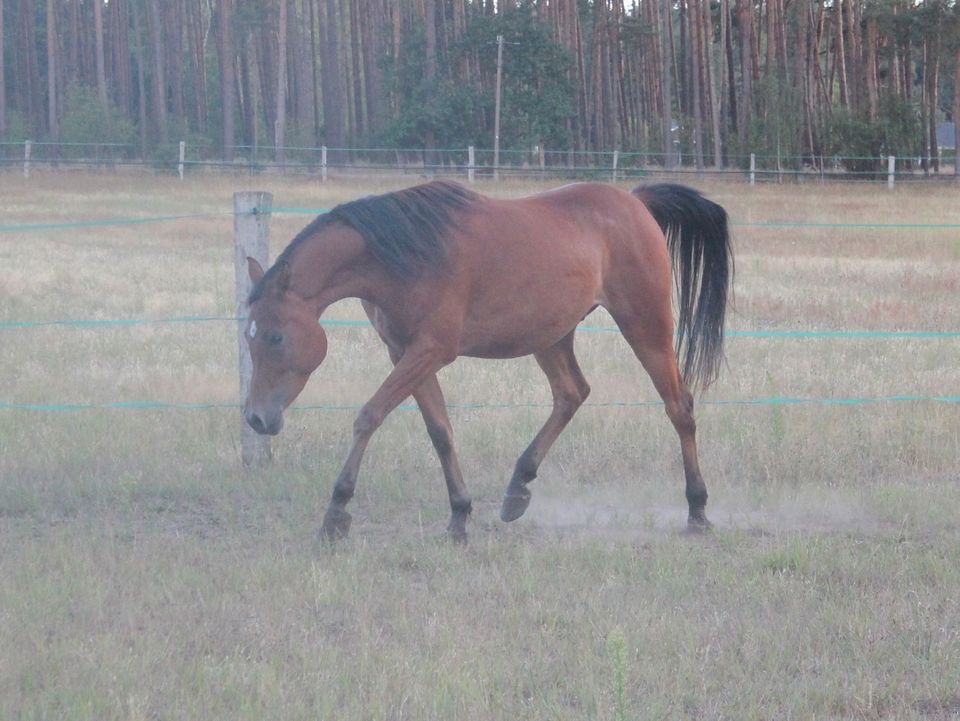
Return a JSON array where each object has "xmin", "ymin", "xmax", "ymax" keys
[{"xmin": 247, "ymin": 413, "xmax": 265, "ymax": 433}]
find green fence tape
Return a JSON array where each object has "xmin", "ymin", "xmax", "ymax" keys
[
  {"xmin": 3, "ymin": 315, "xmax": 958, "ymax": 338},
  {"xmin": 2, "ymin": 395, "xmax": 957, "ymax": 413},
  {"xmin": 0, "ymin": 212, "xmax": 226, "ymax": 233}
]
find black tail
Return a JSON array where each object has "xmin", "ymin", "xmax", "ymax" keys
[{"xmin": 633, "ymin": 183, "xmax": 733, "ymax": 392}]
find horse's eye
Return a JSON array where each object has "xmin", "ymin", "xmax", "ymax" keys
[{"xmin": 268, "ymin": 331, "xmax": 284, "ymax": 345}]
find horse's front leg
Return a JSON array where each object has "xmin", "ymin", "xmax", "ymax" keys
[{"xmin": 321, "ymin": 339, "xmax": 454, "ymax": 541}]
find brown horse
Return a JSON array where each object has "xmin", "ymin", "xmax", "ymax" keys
[{"xmin": 244, "ymin": 180, "xmax": 732, "ymax": 542}]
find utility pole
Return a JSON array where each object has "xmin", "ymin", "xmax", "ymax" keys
[{"xmin": 494, "ymin": 33, "xmax": 504, "ymax": 181}]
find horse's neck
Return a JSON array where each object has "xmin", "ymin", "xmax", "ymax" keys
[{"xmin": 291, "ymin": 225, "xmax": 382, "ymax": 315}]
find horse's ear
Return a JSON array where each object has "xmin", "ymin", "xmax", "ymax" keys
[
  {"xmin": 247, "ymin": 257, "xmax": 265, "ymax": 284},
  {"xmin": 274, "ymin": 260, "xmax": 292, "ymax": 292}
]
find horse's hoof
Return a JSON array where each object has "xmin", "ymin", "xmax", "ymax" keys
[
  {"xmin": 686, "ymin": 513, "xmax": 713, "ymax": 534},
  {"xmin": 446, "ymin": 523, "xmax": 468, "ymax": 545},
  {"xmin": 500, "ymin": 489, "xmax": 531, "ymax": 522},
  {"xmin": 320, "ymin": 507, "xmax": 352, "ymax": 541}
]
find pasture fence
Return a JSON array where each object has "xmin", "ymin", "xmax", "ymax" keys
[
  {"xmin": 3, "ymin": 140, "xmax": 959, "ymax": 186},
  {"xmin": 2, "ymin": 198, "xmax": 958, "ymax": 466},
  {"xmin": 234, "ymin": 191, "xmax": 274, "ymax": 466}
]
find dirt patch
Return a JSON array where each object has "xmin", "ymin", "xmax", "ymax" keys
[{"xmin": 517, "ymin": 486, "xmax": 886, "ymax": 540}]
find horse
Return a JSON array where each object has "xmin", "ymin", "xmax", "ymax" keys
[{"xmin": 243, "ymin": 180, "xmax": 732, "ymax": 542}]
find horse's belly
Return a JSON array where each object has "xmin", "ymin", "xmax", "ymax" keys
[
  {"xmin": 458, "ymin": 295, "xmax": 598, "ymax": 359},
  {"xmin": 459, "ymin": 327, "xmax": 573, "ymax": 359}
]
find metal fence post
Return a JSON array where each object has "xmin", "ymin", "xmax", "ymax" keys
[
  {"xmin": 178, "ymin": 140, "xmax": 186, "ymax": 180},
  {"xmin": 321, "ymin": 145, "xmax": 328, "ymax": 182},
  {"xmin": 612, "ymin": 149, "xmax": 619, "ymax": 183},
  {"xmin": 467, "ymin": 145, "xmax": 475, "ymax": 183},
  {"xmin": 24, "ymin": 140, "xmax": 31, "ymax": 178},
  {"xmin": 749, "ymin": 153, "xmax": 756, "ymax": 185},
  {"xmin": 888, "ymin": 155, "xmax": 896, "ymax": 190},
  {"xmin": 234, "ymin": 191, "xmax": 273, "ymax": 466}
]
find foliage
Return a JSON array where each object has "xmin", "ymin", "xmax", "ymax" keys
[
  {"xmin": 470, "ymin": 6, "xmax": 575, "ymax": 150},
  {"xmin": 59, "ymin": 83, "xmax": 135, "ymax": 150},
  {"xmin": 828, "ymin": 97, "xmax": 921, "ymax": 171},
  {"xmin": 382, "ymin": 2, "xmax": 574, "ymax": 151},
  {"xmin": 745, "ymin": 75, "xmax": 806, "ymax": 167},
  {"xmin": 1, "ymin": 111, "xmax": 31, "ymax": 144},
  {"xmin": 380, "ymin": 23, "xmax": 484, "ymax": 149}
]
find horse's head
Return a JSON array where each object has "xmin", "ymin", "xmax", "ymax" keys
[{"xmin": 243, "ymin": 257, "xmax": 327, "ymax": 435}]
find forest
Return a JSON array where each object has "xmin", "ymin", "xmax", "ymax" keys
[{"xmin": 1, "ymin": 0, "xmax": 958, "ymax": 170}]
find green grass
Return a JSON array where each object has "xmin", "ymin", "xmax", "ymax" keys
[{"xmin": 1, "ymin": 171, "xmax": 959, "ymax": 720}]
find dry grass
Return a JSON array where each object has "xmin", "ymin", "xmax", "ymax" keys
[{"xmin": 1, "ymin": 170, "xmax": 959, "ymax": 720}]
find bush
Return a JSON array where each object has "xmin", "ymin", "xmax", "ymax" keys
[
  {"xmin": 59, "ymin": 83, "xmax": 135, "ymax": 158},
  {"xmin": 828, "ymin": 97, "xmax": 920, "ymax": 172}
]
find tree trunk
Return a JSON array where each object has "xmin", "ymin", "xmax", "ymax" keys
[
  {"xmin": 678, "ymin": 0, "xmax": 688, "ymax": 117},
  {"xmin": 148, "ymin": 0, "xmax": 167, "ymax": 144},
  {"xmin": 46, "ymin": 0, "xmax": 59, "ymax": 141},
  {"xmin": 349, "ymin": 0, "xmax": 365, "ymax": 137},
  {"xmin": 130, "ymin": 0, "xmax": 148, "ymax": 155},
  {"xmin": 309, "ymin": 0, "xmax": 321, "ymax": 145},
  {"xmin": 424, "ymin": 0, "xmax": 437, "ymax": 161},
  {"xmin": 275, "ymin": 0, "xmax": 288, "ymax": 163},
  {"xmin": 661, "ymin": 0, "xmax": 674, "ymax": 165},
  {"xmin": 865, "ymin": 15, "xmax": 879, "ymax": 123},
  {"xmin": 834, "ymin": 0, "xmax": 848, "ymax": 107},
  {"xmin": 842, "ymin": 0, "xmax": 860, "ymax": 111},
  {"xmin": 703, "ymin": 0, "xmax": 722, "ymax": 166},
  {"xmin": 0, "ymin": 0, "xmax": 6, "ymax": 135},
  {"xmin": 926, "ymin": 28, "xmax": 940, "ymax": 173},
  {"xmin": 953, "ymin": 29, "xmax": 960, "ymax": 178},
  {"xmin": 239, "ymin": 30, "xmax": 256, "ymax": 148},
  {"xmin": 722, "ymin": 0, "xmax": 737, "ymax": 138},
  {"xmin": 321, "ymin": 0, "xmax": 344, "ymax": 150},
  {"xmin": 737, "ymin": 0, "xmax": 753, "ymax": 152},
  {"xmin": 219, "ymin": 0, "xmax": 236, "ymax": 160},
  {"xmin": 954, "ymin": 42, "xmax": 959, "ymax": 176},
  {"xmin": 94, "ymin": 0, "xmax": 108, "ymax": 108},
  {"xmin": 690, "ymin": 0, "xmax": 704, "ymax": 169},
  {"xmin": 167, "ymin": 0, "xmax": 185, "ymax": 132},
  {"xmin": 67, "ymin": 0, "xmax": 79, "ymax": 87},
  {"xmin": 109, "ymin": 0, "xmax": 132, "ymax": 118},
  {"xmin": 189, "ymin": 0, "xmax": 208, "ymax": 132}
]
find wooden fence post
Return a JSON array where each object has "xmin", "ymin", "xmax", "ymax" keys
[
  {"xmin": 887, "ymin": 155, "xmax": 896, "ymax": 190},
  {"xmin": 234, "ymin": 191, "xmax": 273, "ymax": 466},
  {"xmin": 24, "ymin": 140, "xmax": 31, "ymax": 178},
  {"xmin": 178, "ymin": 140, "xmax": 186, "ymax": 180},
  {"xmin": 467, "ymin": 145, "xmax": 475, "ymax": 183}
]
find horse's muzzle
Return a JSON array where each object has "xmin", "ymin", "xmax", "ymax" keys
[{"xmin": 246, "ymin": 410, "xmax": 283, "ymax": 436}]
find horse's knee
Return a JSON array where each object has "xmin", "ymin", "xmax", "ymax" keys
[
  {"xmin": 556, "ymin": 381, "xmax": 589, "ymax": 421},
  {"xmin": 354, "ymin": 406, "xmax": 384, "ymax": 438},
  {"xmin": 575, "ymin": 379, "xmax": 591, "ymax": 406},
  {"xmin": 665, "ymin": 398, "xmax": 696, "ymax": 436}
]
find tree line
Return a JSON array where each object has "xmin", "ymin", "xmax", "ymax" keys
[{"xmin": 1, "ymin": 0, "xmax": 958, "ymax": 171}]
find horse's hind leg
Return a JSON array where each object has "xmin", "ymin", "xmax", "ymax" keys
[
  {"xmin": 611, "ymin": 312, "xmax": 711, "ymax": 530},
  {"xmin": 501, "ymin": 331, "xmax": 590, "ymax": 522}
]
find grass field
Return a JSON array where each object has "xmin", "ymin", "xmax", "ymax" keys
[{"xmin": 1, "ymin": 170, "xmax": 959, "ymax": 720}]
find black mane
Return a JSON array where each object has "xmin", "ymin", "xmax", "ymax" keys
[{"xmin": 249, "ymin": 180, "xmax": 477, "ymax": 303}]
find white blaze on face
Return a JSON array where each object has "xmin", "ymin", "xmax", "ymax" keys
[{"xmin": 249, "ymin": 320, "xmax": 257, "ymax": 339}]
